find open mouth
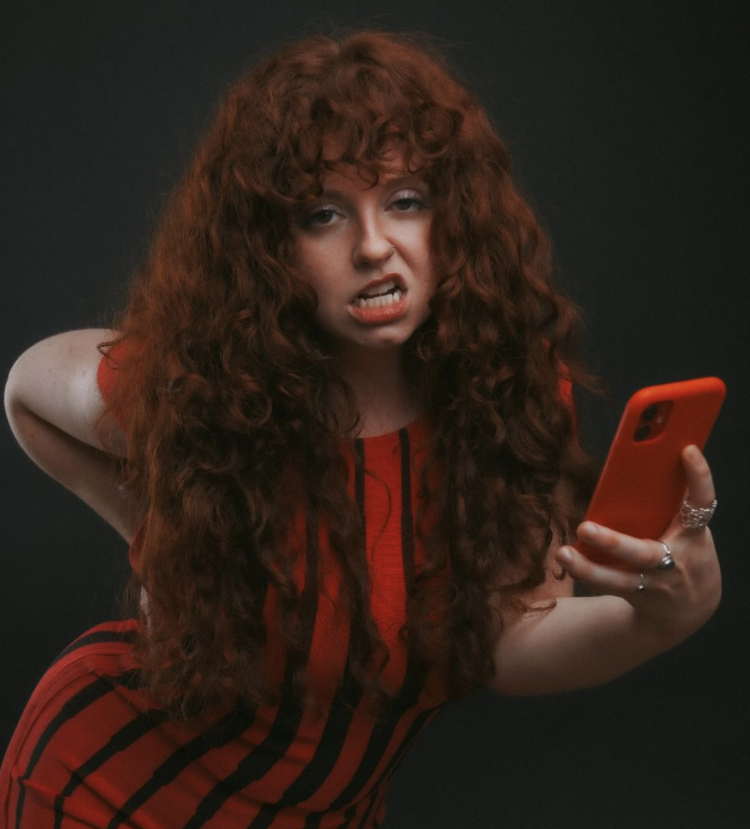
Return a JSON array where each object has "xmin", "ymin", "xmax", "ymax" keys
[{"xmin": 354, "ymin": 278, "xmax": 404, "ymax": 308}]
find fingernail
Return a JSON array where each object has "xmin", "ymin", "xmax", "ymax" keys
[
  {"xmin": 579, "ymin": 521, "xmax": 598, "ymax": 534},
  {"xmin": 558, "ymin": 547, "xmax": 573, "ymax": 563},
  {"xmin": 684, "ymin": 444, "xmax": 699, "ymax": 460}
]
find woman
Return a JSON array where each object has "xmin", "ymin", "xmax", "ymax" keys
[{"xmin": 1, "ymin": 30, "xmax": 720, "ymax": 829}]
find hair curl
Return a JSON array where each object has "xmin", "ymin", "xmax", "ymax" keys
[{"xmin": 103, "ymin": 30, "xmax": 598, "ymax": 717}]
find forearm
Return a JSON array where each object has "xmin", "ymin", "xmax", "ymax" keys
[
  {"xmin": 7, "ymin": 400, "xmax": 138, "ymax": 540},
  {"xmin": 490, "ymin": 595, "xmax": 679, "ymax": 696}
]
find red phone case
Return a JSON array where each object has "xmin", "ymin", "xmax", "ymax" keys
[{"xmin": 578, "ymin": 377, "xmax": 725, "ymax": 567}]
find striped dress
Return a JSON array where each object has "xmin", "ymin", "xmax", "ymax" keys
[{"xmin": 0, "ymin": 362, "xmax": 449, "ymax": 829}]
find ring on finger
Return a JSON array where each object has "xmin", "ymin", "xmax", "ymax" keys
[
  {"xmin": 657, "ymin": 541, "xmax": 676, "ymax": 571},
  {"xmin": 635, "ymin": 572, "xmax": 646, "ymax": 593},
  {"xmin": 679, "ymin": 497, "xmax": 717, "ymax": 529}
]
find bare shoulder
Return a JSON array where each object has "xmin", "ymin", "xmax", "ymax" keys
[{"xmin": 6, "ymin": 328, "xmax": 119, "ymax": 450}]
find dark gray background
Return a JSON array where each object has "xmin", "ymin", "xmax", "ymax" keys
[{"xmin": 1, "ymin": 2, "xmax": 748, "ymax": 827}]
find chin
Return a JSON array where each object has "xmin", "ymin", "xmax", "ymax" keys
[{"xmin": 358, "ymin": 326, "xmax": 417, "ymax": 350}]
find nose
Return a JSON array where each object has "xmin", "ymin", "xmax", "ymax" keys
[{"xmin": 352, "ymin": 215, "xmax": 394, "ymax": 268}]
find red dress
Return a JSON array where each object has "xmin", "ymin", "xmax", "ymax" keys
[{"xmin": 0, "ymin": 359, "xmax": 448, "ymax": 829}]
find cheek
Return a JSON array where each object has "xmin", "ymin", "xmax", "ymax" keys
[
  {"xmin": 292, "ymin": 242, "xmax": 325, "ymax": 290},
  {"xmin": 292, "ymin": 242, "xmax": 313, "ymax": 278},
  {"xmin": 295, "ymin": 239, "xmax": 345, "ymax": 285},
  {"xmin": 414, "ymin": 228, "xmax": 433, "ymax": 273},
  {"xmin": 287, "ymin": 241, "xmax": 332, "ymax": 322},
  {"xmin": 418, "ymin": 252, "xmax": 436, "ymax": 294}
]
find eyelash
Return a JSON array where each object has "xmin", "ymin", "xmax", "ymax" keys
[
  {"xmin": 391, "ymin": 191, "xmax": 428, "ymax": 211},
  {"xmin": 302, "ymin": 189, "xmax": 429, "ymax": 228},
  {"xmin": 303, "ymin": 206, "xmax": 338, "ymax": 227}
]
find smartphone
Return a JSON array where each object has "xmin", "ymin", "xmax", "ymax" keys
[{"xmin": 577, "ymin": 377, "xmax": 726, "ymax": 567}]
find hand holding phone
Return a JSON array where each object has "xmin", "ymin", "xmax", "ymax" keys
[{"xmin": 577, "ymin": 377, "xmax": 725, "ymax": 568}]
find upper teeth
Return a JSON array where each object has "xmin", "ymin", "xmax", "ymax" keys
[
  {"xmin": 356, "ymin": 279, "xmax": 402, "ymax": 308},
  {"xmin": 361, "ymin": 278, "xmax": 397, "ymax": 298}
]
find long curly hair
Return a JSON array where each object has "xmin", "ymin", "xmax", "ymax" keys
[{"xmin": 103, "ymin": 30, "xmax": 597, "ymax": 717}]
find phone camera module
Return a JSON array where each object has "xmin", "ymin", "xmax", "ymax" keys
[{"xmin": 633, "ymin": 400, "xmax": 673, "ymax": 442}]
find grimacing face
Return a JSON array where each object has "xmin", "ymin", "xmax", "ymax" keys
[{"xmin": 290, "ymin": 156, "xmax": 435, "ymax": 359}]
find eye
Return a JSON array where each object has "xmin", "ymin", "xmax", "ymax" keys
[
  {"xmin": 303, "ymin": 205, "xmax": 340, "ymax": 228},
  {"xmin": 389, "ymin": 189, "xmax": 429, "ymax": 212}
]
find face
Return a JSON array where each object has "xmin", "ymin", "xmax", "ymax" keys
[{"xmin": 290, "ymin": 160, "xmax": 434, "ymax": 358}]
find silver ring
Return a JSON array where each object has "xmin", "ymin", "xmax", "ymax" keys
[
  {"xmin": 657, "ymin": 541, "xmax": 676, "ymax": 571},
  {"xmin": 680, "ymin": 497, "xmax": 717, "ymax": 529},
  {"xmin": 635, "ymin": 572, "xmax": 646, "ymax": 593}
]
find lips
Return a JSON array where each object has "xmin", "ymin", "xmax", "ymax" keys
[{"xmin": 348, "ymin": 274, "xmax": 409, "ymax": 325}]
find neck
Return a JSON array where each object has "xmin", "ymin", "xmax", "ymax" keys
[{"xmin": 332, "ymin": 346, "xmax": 423, "ymax": 437}]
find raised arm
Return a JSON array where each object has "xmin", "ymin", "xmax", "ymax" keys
[
  {"xmin": 4, "ymin": 328, "xmax": 141, "ymax": 541},
  {"xmin": 490, "ymin": 446, "xmax": 721, "ymax": 695}
]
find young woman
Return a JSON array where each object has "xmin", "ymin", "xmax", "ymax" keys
[{"xmin": 1, "ymin": 30, "xmax": 720, "ymax": 829}]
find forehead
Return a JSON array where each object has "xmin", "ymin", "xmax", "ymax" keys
[
  {"xmin": 286, "ymin": 134, "xmax": 427, "ymax": 204},
  {"xmin": 319, "ymin": 163, "xmax": 417, "ymax": 194}
]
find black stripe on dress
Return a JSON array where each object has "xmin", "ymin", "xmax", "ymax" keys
[
  {"xmin": 398, "ymin": 427, "xmax": 416, "ymax": 588},
  {"xmin": 14, "ymin": 670, "xmax": 140, "ymax": 829},
  {"xmin": 51, "ymin": 627, "xmax": 137, "ymax": 667},
  {"xmin": 100, "ymin": 582, "xmax": 269, "ymax": 828},
  {"xmin": 52, "ymin": 707, "xmax": 169, "ymax": 829},
  {"xmin": 103, "ymin": 700, "xmax": 257, "ymax": 829},
  {"xmin": 350, "ymin": 705, "xmax": 443, "ymax": 829},
  {"xmin": 180, "ymin": 509, "xmax": 321, "ymax": 829},
  {"xmin": 347, "ymin": 427, "xmax": 437, "ymax": 829},
  {"xmin": 247, "ymin": 445, "xmax": 368, "ymax": 829},
  {"xmin": 325, "ymin": 430, "xmax": 427, "ymax": 816}
]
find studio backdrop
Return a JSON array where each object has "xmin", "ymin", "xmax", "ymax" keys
[{"xmin": 1, "ymin": 2, "xmax": 748, "ymax": 827}]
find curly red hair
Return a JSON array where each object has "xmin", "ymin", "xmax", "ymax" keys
[{"xmin": 103, "ymin": 30, "xmax": 596, "ymax": 716}]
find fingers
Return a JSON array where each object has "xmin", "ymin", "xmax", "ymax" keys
[
  {"xmin": 557, "ymin": 521, "xmax": 684, "ymax": 598},
  {"xmin": 572, "ymin": 521, "xmax": 667, "ymax": 572},
  {"xmin": 681, "ymin": 445, "xmax": 716, "ymax": 508},
  {"xmin": 556, "ymin": 542, "xmax": 646, "ymax": 596},
  {"xmin": 674, "ymin": 445, "xmax": 718, "ymax": 533}
]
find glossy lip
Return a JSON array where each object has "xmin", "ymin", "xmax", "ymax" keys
[{"xmin": 348, "ymin": 273, "xmax": 409, "ymax": 325}]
